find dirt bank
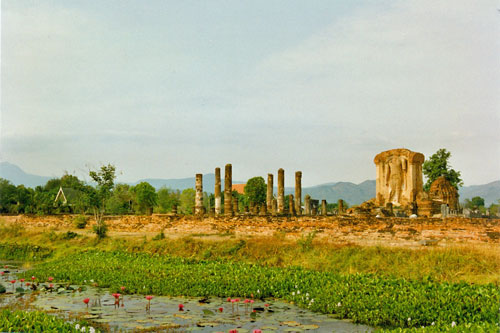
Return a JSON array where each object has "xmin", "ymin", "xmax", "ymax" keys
[{"xmin": 2, "ymin": 214, "xmax": 499, "ymax": 248}]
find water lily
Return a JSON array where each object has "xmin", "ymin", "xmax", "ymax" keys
[
  {"xmin": 83, "ymin": 298, "xmax": 90, "ymax": 306},
  {"xmin": 264, "ymin": 303, "xmax": 270, "ymax": 307},
  {"xmin": 0, "ymin": 272, "xmax": 4, "ymax": 276},
  {"xmin": 75, "ymin": 324, "xmax": 80, "ymax": 330},
  {"xmin": 451, "ymin": 321, "xmax": 456, "ymax": 327},
  {"xmin": 218, "ymin": 307, "xmax": 223, "ymax": 312},
  {"xmin": 112, "ymin": 293, "xmax": 121, "ymax": 299},
  {"xmin": 178, "ymin": 304, "xmax": 184, "ymax": 311},
  {"xmin": 120, "ymin": 286, "xmax": 126, "ymax": 291},
  {"xmin": 253, "ymin": 330, "xmax": 262, "ymax": 333},
  {"xmin": 31, "ymin": 276, "xmax": 35, "ymax": 281},
  {"xmin": 48, "ymin": 277, "xmax": 54, "ymax": 281},
  {"xmin": 20, "ymin": 278, "xmax": 25, "ymax": 283},
  {"xmin": 146, "ymin": 295, "xmax": 153, "ymax": 310}
]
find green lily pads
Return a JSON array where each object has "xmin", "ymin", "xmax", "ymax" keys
[
  {"xmin": 300, "ymin": 324, "xmax": 319, "ymax": 330},
  {"xmin": 196, "ymin": 321, "xmax": 219, "ymax": 327},
  {"xmin": 282, "ymin": 321, "xmax": 302, "ymax": 327},
  {"xmin": 202, "ymin": 309, "xmax": 215, "ymax": 315}
]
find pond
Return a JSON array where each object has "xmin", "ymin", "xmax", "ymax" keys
[{"xmin": 1, "ymin": 262, "xmax": 373, "ymax": 332}]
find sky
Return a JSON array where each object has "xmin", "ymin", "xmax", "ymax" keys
[{"xmin": 1, "ymin": 0, "xmax": 499, "ymax": 187}]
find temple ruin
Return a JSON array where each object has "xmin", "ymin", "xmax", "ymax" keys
[{"xmin": 374, "ymin": 148, "xmax": 425, "ymax": 207}]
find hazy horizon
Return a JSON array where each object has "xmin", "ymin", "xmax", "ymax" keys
[{"xmin": 2, "ymin": 0, "xmax": 499, "ymax": 187}]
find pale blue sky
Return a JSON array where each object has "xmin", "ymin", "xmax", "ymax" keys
[{"xmin": 1, "ymin": 0, "xmax": 499, "ymax": 186}]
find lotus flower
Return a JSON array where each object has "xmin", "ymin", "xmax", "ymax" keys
[
  {"xmin": 218, "ymin": 307, "xmax": 223, "ymax": 312},
  {"xmin": 146, "ymin": 295, "xmax": 153, "ymax": 301},
  {"xmin": 0, "ymin": 272, "xmax": 4, "ymax": 276},
  {"xmin": 253, "ymin": 330, "xmax": 262, "ymax": 333},
  {"xmin": 227, "ymin": 297, "xmax": 231, "ymax": 302},
  {"xmin": 31, "ymin": 276, "xmax": 35, "ymax": 280},
  {"xmin": 83, "ymin": 298, "xmax": 90, "ymax": 307},
  {"xmin": 178, "ymin": 304, "xmax": 184, "ymax": 311},
  {"xmin": 145, "ymin": 295, "xmax": 153, "ymax": 310},
  {"xmin": 264, "ymin": 303, "xmax": 270, "ymax": 307},
  {"xmin": 49, "ymin": 283, "xmax": 53, "ymax": 288},
  {"xmin": 10, "ymin": 280, "xmax": 16, "ymax": 284},
  {"xmin": 48, "ymin": 277, "xmax": 54, "ymax": 282},
  {"xmin": 20, "ymin": 278, "xmax": 25, "ymax": 283},
  {"xmin": 120, "ymin": 286, "xmax": 126, "ymax": 291}
]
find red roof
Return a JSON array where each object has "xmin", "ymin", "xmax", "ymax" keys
[{"xmin": 232, "ymin": 184, "xmax": 246, "ymax": 194}]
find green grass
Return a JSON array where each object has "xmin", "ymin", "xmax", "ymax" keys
[
  {"xmin": 0, "ymin": 309, "xmax": 99, "ymax": 332},
  {"xmin": 21, "ymin": 250, "xmax": 500, "ymax": 330}
]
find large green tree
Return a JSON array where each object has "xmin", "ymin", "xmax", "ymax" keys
[
  {"xmin": 132, "ymin": 182, "xmax": 158, "ymax": 215},
  {"xmin": 179, "ymin": 188, "xmax": 195, "ymax": 214},
  {"xmin": 422, "ymin": 148, "xmax": 463, "ymax": 191},
  {"xmin": 156, "ymin": 187, "xmax": 180, "ymax": 213},
  {"xmin": 244, "ymin": 177, "xmax": 266, "ymax": 206}
]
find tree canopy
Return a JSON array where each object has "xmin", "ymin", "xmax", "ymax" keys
[
  {"xmin": 422, "ymin": 148, "xmax": 463, "ymax": 191},
  {"xmin": 244, "ymin": 177, "xmax": 266, "ymax": 205}
]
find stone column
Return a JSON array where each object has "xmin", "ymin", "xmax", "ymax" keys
[
  {"xmin": 267, "ymin": 174, "xmax": 273, "ymax": 213},
  {"xmin": 272, "ymin": 199, "xmax": 277, "ymax": 216},
  {"xmin": 215, "ymin": 167, "xmax": 222, "ymax": 216},
  {"xmin": 289, "ymin": 194, "xmax": 295, "ymax": 215},
  {"xmin": 260, "ymin": 203, "xmax": 267, "ymax": 216},
  {"xmin": 321, "ymin": 200, "xmax": 327, "ymax": 216},
  {"xmin": 295, "ymin": 171, "xmax": 302, "ymax": 215},
  {"xmin": 224, "ymin": 164, "xmax": 233, "ymax": 216},
  {"xmin": 232, "ymin": 197, "xmax": 239, "ymax": 214},
  {"xmin": 304, "ymin": 195, "xmax": 311, "ymax": 215},
  {"xmin": 338, "ymin": 199, "xmax": 344, "ymax": 214},
  {"xmin": 277, "ymin": 168, "xmax": 285, "ymax": 214},
  {"xmin": 195, "ymin": 174, "xmax": 203, "ymax": 215}
]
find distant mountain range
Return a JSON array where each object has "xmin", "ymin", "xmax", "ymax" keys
[{"xmin": 1, "ymin": 161, "xmax": 499, "ymax": 206}]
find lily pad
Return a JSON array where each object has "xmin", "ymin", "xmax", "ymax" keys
[
  {"xmin": 282, "ymin": 321, "xmax": 302, "ymax": 327},
  {"xmin": 202, "ymin": 309, "xmax": 215, "ymax": 315},
  {"xmin": 196, "ymin": 321, "xmax": 219, "ymax": 327},
  {"xmin": 300, "ymin": 324, "xmax": 319, "ymax": 330}
]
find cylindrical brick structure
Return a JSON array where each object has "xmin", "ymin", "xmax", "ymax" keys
[
  {"xmin": 215, "ymin": 167, "xmax": 222, "ymax": 216},
  {"xmin": 232, "ymin": 197, "xmax": 239, "ymax": 214},
  {"xmin": 195, "ymin": 174, "xmax": 203, "ymax": 215},
  {"xmin": 260, "ymin": 203, "xmax": 267, "ymax": 216},
  {"xmin": 272, "ymin": 199, "xmax": 277, "ymax": 216},
  {"xmin": 321, "ymin": 200, "xmax": 327, "ymax": 216},
  {"xmin": 267, "ymin": 174, "xmax": 273, "ymax": 213},
  {"xmin": 338, "ymin": 199, "xmax": 344, "ymax": 214},
  {"xmin": 277, "ymin": 168, "xmax": 285, "ymax": 214},
  {"xmin": 295, "ymin": 171, "xmax": 302, "ymax": 215},
  {"xmin": 304, "ymin": 195, "xmax": 311, "ymax": 215},
  {"xmin": 224, "ymin": 164, "xmax": 233, "ymax": 216},
  {"xmin": 289, "ymin": 194, "xmax": 295, "ymax": 215}
]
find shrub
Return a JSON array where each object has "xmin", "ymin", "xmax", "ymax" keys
[
  {"xmin": 93, "ymin": 222, "xmax": 107, "ymax": 239},
  {"xmin": 152, "ymin": 230, "xmax": 165, "ymax": 241},
  {"xmin": 72, "ymin": 215, "xmax": 87, "ymax": 229},
  {"xmin": 62, "ymin": 231, "xmax": 78, "ymax": 240}
]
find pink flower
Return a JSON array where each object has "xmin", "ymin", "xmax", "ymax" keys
[
  {"xmin": 0, "ymin": 272, "xmax": 4, "ymax": 276},
  {"xmin": 178, "ymin": 304, "xmax": 184, "ymax": 311},
  {"xmin": 48, "ymin": 277, "xmax": 54, "ymax": 281},
  {"xmin": 3, "ymin": 265, "xmax": 7, "ymax": 269},
  {"xmin": 20, "ymin": 278, "xmax": 25, "ymax": 283},
  {"xmin": 218, "ymin": 307, "xmax": 223, "ymax": 312},
  {"xmin": 120, "ymin": 286, "xmax": 126, "ymax": 291},
  {"xmin": 31, "ymin": 276, "xmax": 36, "ymax": 280},
  {"xmin": 49, "ymin": 283, "xmax": 53, "ymax": 288},
  {"xmin": 26, "ymin": 283, "xmax": 31, "ymax": 286},
  {"xmin": 10, "ymin": 280, "xmax": 16, "ymax": 284},
  {"xmin": 264, "ymin": 303, "xmax": 270, "ymax": 307},
  {"xmin": 227, "ymin": 297, "xmax": 231, "ymax": 302},
  {"xmin": 250, "ymin": 300, "xmax": 254, "ymax": 304},
  {"xmin": 146, "ymin": 295, "xmax": 153, "ymax": 301},
  {"xmin": 244, "ymin": 299, "xmax": 250, "ymax": 304},
  {"xmin": 83, "ymin": 298, "xmax": 90, "ymax": 304},
  {"xmin": 235, "ymin": 298, "xmax": 240, "ymax": 302},
  {"xmin": 231, "ymin": 299, "xmax": 236, "ymax": 303},
  {"xmin": 253, "ymin": 330, "xmax": 262, "ymax": 333},
  {"xmin": 112, "ymin": 293, "xmax": 121, "ymax": 299},
  {"xmin": 229, "ymin": 330, "xmax": 238, "ymax": 333}
]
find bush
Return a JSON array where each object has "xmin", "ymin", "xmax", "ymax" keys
[
  {"xmin": 62, "ymin": 231, "xmax": 78, "ymax": 240},
  {"xmin": 93, "ymin": 222, "xmax": 107, "ymax": 239},
  {"xmin": 72, "ymin": 215, "xmax": 87, "ymax": 229},
  {"xmin": 0, "ymin": 283, "xmax": 5, "ymax": 293}
]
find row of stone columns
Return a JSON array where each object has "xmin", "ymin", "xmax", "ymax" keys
[{"xmin": 194, "ymin": 164, "xmax": 346, "ymax": 216}]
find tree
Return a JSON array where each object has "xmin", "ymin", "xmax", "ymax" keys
[
  {"xmin": 156, "ymin": 187, "xmax": 180, "ymax": 213},
  {"xmin": 244, "ymin": 177, "xmax": 266, "ymax": 206},
  {"xmin": 0, "ymin": 178, "xmax": 17, "ymax": 213},
  {"xmin": 132, "ymin": 182, "xmax": 158, "ymax": 215},
  {"xmin": 179, "ymin": 188, "xmax": 195, "ymax": 214},
  {"xmin": 89, "ymin": 164, "xmax": 116, "ymax": 239},
  {"xmin": 422, "ymin": 148, "xmax": 463, "ymax": 191},
  {"xmin": 464, "ymin": 196, "xmax": 485, "ymax": 210},
  {"xmin": 107, "ymin": 183, "xmax": 133, "ymax": 214}
]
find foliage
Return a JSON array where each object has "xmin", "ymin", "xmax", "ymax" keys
[
  {"xmin": 22, "ymin": 250, "xmax": 500, "ymax": 330},
  {"xmin": 464, "ymin": 196, "xmax": 485, "ymax": 209},
  {"xmin": 72, "ymin": 215, "xmax": 88, "ymax": 229},
  {"xmin": 244, "ymin": 177, "xmax": 266, "ymax": 205},
  {"xmin": 297, "ymin": 231, "xmax": 317, "ymax": 252},
  {"xmin": 0, "ymin": 309, "xmax": 98, "ymax": 332},
  {"xmin": 131, "ymin": 182, "xmax": 158, "ymax": 215},
  {"xmin": 0, "ymin": 283, "xmax": 5, "ymax": 293},
  {"xmin": 156, "ymin": 187, "xmax": 179, "ymax": 213},
  {"xmin": 179, "ymin": 188, "xmax": 195, "ymax": 214},
  {"xmin": 422, "ymin": 149, "xmax": 463, "ymax": 191},
  {"xmin": 152, "ymin": 230, "xmax": 165, "ymax": 240},
  {"xmin": 89, "ymin": 164, "xmax": 116, "ymax": 239},
  {"xmin": 0, "ymin": 178, "xmax": 18, "ymax": 213},
  {"xmin": 0, "ymin": 242, "xmax": 52, "ymax": 260},
  {"xmin": 106, "ymin": 183, "xmax": 133, "ymax": 214}
]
